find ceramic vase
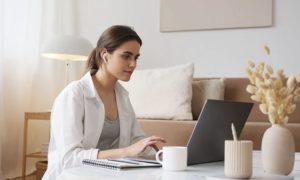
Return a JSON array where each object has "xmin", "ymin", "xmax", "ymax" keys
[{"xmin": 261, "ymin": 124, "xmax": 295, "ymax": 175}]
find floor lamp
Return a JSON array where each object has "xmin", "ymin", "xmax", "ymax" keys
[{"xmin": 41, "ymin": 35, "xmax": 93, "ymax": 85}]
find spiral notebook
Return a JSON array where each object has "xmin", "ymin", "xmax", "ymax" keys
[{"xmin": 82, "ymin": 158, "xmax": 161, "ymax": 170}]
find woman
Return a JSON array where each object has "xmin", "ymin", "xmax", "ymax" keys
[{"xmin": 43, "ymin": 25, "xmax": 166, "ymax": 180}]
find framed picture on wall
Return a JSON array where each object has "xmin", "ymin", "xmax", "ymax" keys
[{"xmin": 160, "ymin": 0, "xmax": 273, "ymax": 32}]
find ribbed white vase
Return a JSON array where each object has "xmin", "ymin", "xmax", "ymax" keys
[
  {"xmin": 224, "ymin": 140, "xmax": 253, "ymax": 178},
  {"xmin": 261, "ymin": 124, "xmax": 295, "ymax": 175}
]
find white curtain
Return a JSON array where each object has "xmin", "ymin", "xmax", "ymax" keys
[
  {"xmin": 0, "ymin": 40, "xmax": 4, "ymax": 179},
  {"xmin": 0, "ymin": 1, "xmax": 5, "ymax": 178},
  {"xmin": 0, "ymin": 0, "xmax": 84, "ymax": 178}
]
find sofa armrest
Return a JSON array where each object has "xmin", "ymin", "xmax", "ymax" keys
[{"xmin": 241, "ymin": 122, "xmax": 300, "ymax": 151}]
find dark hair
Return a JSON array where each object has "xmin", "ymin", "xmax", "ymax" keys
[{"xmin": 86, "ymin": 25, "xmax": 142, "ymax": 72}]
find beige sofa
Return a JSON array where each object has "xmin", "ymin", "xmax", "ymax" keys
[{"xmin": 138, "ymin": 78, "xmax": 300, "ymax": 152}]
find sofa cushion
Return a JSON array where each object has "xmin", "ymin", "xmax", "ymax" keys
[
  {"xmin": 121, "ymin": 63, "xmax": 194, "ymax": 120},
  {"xmin": 191, "ymin": 79, "xmax": 225, "ymax": 120}
]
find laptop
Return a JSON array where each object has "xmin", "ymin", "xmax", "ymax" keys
[
  {"xmin": 187, "ymin": 99, "xmax": 253, "ymax": 165},
  {"xmin": 85, "ymin": 99, "xmax": 253, "ymax": 169}
]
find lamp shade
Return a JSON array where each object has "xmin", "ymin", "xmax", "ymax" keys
[{"xmin": 42, "ymin": 35, "xmax": 93, "ymax": 61}]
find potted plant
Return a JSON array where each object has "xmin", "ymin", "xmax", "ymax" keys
[{"xmin": 245, "ymin": 46, "xmax": 300, "ymax": 175}]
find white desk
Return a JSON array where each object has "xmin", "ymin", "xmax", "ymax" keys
[{"xmin": 59, "ymin": 152, "xmax": 300, "ymax": 180}]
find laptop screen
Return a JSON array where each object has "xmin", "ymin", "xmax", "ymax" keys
[{"xmin": 187, "ymin": 99, "xmax": 253, "ymax": 165}]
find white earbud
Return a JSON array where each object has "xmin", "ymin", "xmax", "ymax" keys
[{"xmin": 104, "ymin": 57, "xmax": 108, "ymax": 63}]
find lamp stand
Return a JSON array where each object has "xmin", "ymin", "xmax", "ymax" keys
[{"xmin": 65, "ymin": 60, "xmax": 70, "ymax": 86}]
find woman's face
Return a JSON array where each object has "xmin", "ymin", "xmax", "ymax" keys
[{"xmin": 106, "ymin": 40, "xmax": 141, "ymax": 81}]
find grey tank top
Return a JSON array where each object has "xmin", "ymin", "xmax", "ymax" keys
[{"xmin": 97, "ymin": 117, "xmax": 120, "ymax": 150}]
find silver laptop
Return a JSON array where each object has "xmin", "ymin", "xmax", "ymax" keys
[{"xmin": 187, "ymin": 99, "xmax": 253, "ymax": 165}]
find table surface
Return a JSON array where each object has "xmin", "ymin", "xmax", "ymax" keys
[{"xmin": 59, "ymin": 151, "xmax": 300, "ymax": 180}]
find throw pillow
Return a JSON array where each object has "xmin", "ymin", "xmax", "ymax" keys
[
  {"xmin": 192, "ymin": 79, "xmax": 225, "ymax": 120},
  {"xmin": 121, "ymin": 63, "xmax": 194, "ymax": 120}
]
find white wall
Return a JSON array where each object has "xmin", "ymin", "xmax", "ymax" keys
[{"xmin": 77, "ymin": 0, "xmax": 300, "ymax": 77}]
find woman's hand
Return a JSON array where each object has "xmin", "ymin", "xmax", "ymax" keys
[
  {"xmin": 97, "ymin": 136, "xmax": 166, "ymax": 159},
  {"xmin": 125, "ymin": 136, "xmax": 166, "ymax": 157}
]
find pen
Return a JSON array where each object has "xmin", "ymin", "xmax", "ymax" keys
[
  {"xmin": 128, "ymin": 158, "xmax": 160, "ymax": 165},
  {"xmin": 108, "ymin": 159, "xmax": 140, "ymax": 165}
]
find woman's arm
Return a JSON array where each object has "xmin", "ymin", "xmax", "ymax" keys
[{"xmin": 97, "ymin": 136, "xmax": 166, "ymax": 159}]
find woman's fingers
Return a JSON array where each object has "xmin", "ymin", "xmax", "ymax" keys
[
  {"xmin": 147, "ymin": 136, "xmax": 167, "ymax": 143},
  {"xmin": 146, "ymin": 140, "xmax": 163, "ymax": 146},
  {"xmin": 150, "ymin": 144, "xmax": 159, "ymax": 152},
  {"xmin": 128, "ymin": 136, "xmax": 166, "ymax": 156},
  {"xmin": 144, "ymin": 136, "xmax": 166, "ymax": 151}
]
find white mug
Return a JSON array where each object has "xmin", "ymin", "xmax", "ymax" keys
[{"xmin": 155, "ymin": 146, "xmax": 187, "ymax": 171}]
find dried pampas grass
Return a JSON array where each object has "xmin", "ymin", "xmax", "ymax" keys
[{"xmin": 246, "ymin": 47, "xmax": 300, "ymax": 124}]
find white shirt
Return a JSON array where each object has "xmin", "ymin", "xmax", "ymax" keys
[{"xmin": 42, "ymin": 71, "xmax": 146, "ymax": 180}]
